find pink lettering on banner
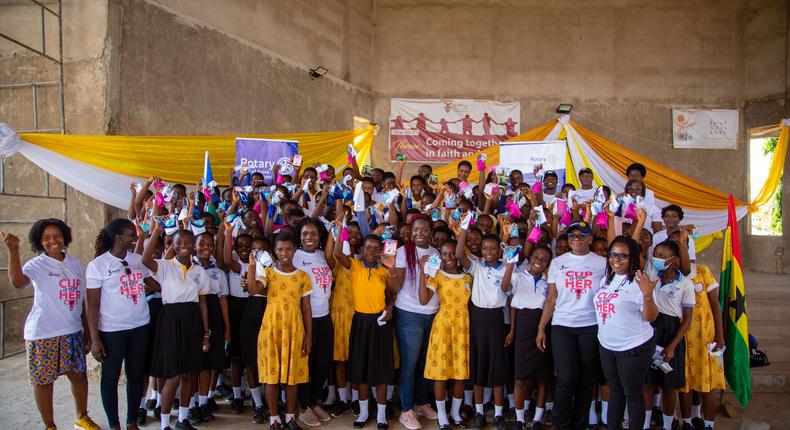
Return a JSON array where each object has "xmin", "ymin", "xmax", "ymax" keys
[
  {"xmin": 595, "ymin": 291, "xmax": 619, "ymax": 324},
  {"xmin": 564, "ymin": 270, "xmax": 594, "ymax": 299},
  {"xmin": 58, "ymin": 277, "xmax": 81, "ymax": 311}
]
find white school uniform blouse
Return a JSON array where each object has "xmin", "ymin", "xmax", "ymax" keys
[
  {"xmin": 153, "ymin": 258, "xmax": 210, "ymax": 304},
  {"xmin": 595, "ymin": 274, "xmax": 655, "ymax": 351},
  {"xmin": 22, "ymin": 253, "xmax": 85, "ymax": 340},
  {"xmin": 228, "ymin": 253, "xmax": 252, "ymax": 298},
  {"xmin": 467, "ymin": 258, "xmax": 507, "ymax": 308},
  {"xmin": 193, "ymin": 257, "xmax": 229, "ymax": 297},
  {"xmin": 294, "ymin": 249, "xmax": 333, "ymax": 318},
  {"xmin": 645, "ymin": 264, "xmax": 695, "ymax": 318},
  {"xmin": 547, "ymin": 252, "xmax": 607, "ymax": 327},
  {"xmin": 86, "ymin": 251, "xmax": 150, "ymax": 332},
  {"xmin": 510, "ymin": 269, "xmax": 548, "ymax": 310}
]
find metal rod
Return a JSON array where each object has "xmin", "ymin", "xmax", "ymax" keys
[
  {"xmin": 29, "ymin": 0, "xmax": 60, "ymax": 17},
  {"xmin": 40, "ymin": 5, "xmax": 46, "ymax": 56},
  {"xmin": 57, "ymin": 0, "xmax": 65, "ymax": 134},
  {"xmin": 0, "ymin": 32, "xmax": 61, "ymax": 64},
  {"xmin": 32, "ymin": 84, "xmax": 38, "ymax": 130},
  {"xmin": 0, "ymin": 81, "xmax": 59, "ymax": 89}
]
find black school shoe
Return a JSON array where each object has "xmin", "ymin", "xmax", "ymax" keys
[
  {"xmin": 270, "ymin": 421, "xmax": 283, "ymax": 430},
  {"xmin": 691, "ymin": 418, "xmax": 705, "ymax": 430},
  {"xmin": 231, "ymin": 397, "xmax": 245, "ymax": 414},
  {"xmin": 439, "ymin": 425, "xmax": 452, "ymax": 430},
  {"xmin": 216, "ymin": 383, "xmax": 233, "ymax": 399},
  {"xmin": 187, "ymin": 406, "xmax": 203, "ymax": 425},
  {"xmin": 175, "ymin": 419, "xmax": 197, "ymax": 430},
  {"xmin": 460, "ymin": 404, "xmax": 475, "ymax": 421},
  {"xmin": 493, "ymin": 415, "xmax": 507, "ymax": 430},
  {"xmin": 331, "ymin": 401, "xmax": 351, "ymax": 417},
  {"xmin": 206, "ymin": 397, "xmax": 219, "ymax": 413},
  {"xmin": 353, "ymin": 417, "xmax": 369, "ymax": 428},
  {"xmin": 145, "ymin": 398, "xmax": 157, "ymax": 411},
  {"xmin": 377, "ymin": 422, "xmax": 389, "ymax": 430},
  {"xmin": 287, "ymin": 417, "xmax": 303, "ymax": 430},
  {"xmin": 531, "ymin": 421, "xmax": 544, "ymax": 430},
  {"xmin": 253, "ymin": 405, "xmax": 268, "ymax": 424},
  {"xmin": 513, "ymin": 420, "xmax": 525, "ymax": 430},
  {"xmin": 451, "ymin": 417, "xmax": 466, "ymax": 428},
  {"xmin": 471, "ymin": 413, "xmax": 486, "ymax": 430},
  {"xmin": 199, "ymin": 404, "xmax": 215, "ymax": 422},
  {"xmin": 137, "ymin": 408, "xmax": 147, "ymax": 426}
]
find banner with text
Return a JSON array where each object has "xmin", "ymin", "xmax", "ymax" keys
[
  {"xmin": 236, "ymin": 138, "xmax": 298, "ymax": 184},
  {"xmin": 499, "ymin": 140, "xmax": 567, "ymax": 187},
  {"xmin": 389, "ymin": 98, "xmax": 520, "ymax": 162},
  {"xmin": 672, "ymin": 108, "xmax": 739, "ymax": 149}
]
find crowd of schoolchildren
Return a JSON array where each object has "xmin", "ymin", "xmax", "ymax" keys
[{"xmin": 2, "ymin": 152, "xmax": 726, "ymax": 430}]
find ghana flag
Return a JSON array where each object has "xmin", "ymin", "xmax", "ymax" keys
[{"xmin": 720, "ymin": 195, "xmax": 751, "ymax": 407}]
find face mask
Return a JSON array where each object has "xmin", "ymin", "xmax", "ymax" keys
[{"xmin": 652, "ymin": 257, "xmax": 668, "ymax": 271}]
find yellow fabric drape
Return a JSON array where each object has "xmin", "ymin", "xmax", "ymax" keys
[
  {"xmin": 571, "ymin": 120, "xmax": 745, "ymax": 210},
  {"xmin": 19, "ymin": 127, "xmax": 375, "ymax": 185},
  {"xmin": 748, "ymin": 123, "xmax": 788, "ymax": 212}
]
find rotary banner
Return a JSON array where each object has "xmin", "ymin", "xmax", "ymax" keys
[
  {"xmin": 389, "ymin": 98, "xmax": 520, "ymax": 162},
  {"xmin": 672, "ymin": 108, "xmax": 739, "ymax": 149}
]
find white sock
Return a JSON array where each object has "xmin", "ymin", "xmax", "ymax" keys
[
  {"xmin": 546, "ymin": 401, "xmax": 553, "ymax": 412},
  {"xmin": 352, "ymin": 388, "xmax": 360, "ymax": 402},
  {"xmin": 281, "ymin": 390, "xmax": 286, "ymax": 403},
  {"xmin": 208, "ymin": 389, "xmax": 214, "ymax": 398},
  {"xmin": 625, "ymin": 407, "xmax": 629, "ymax": 420},
  {"xmin": 589, "ymin": 401, "xmax": 598, "ymax": 424},
  {"xmin": 524, "ymin": 400, "xmax": 531, "ymax": 411},
  {"xmin": 178, "ymin": 406, "xmax": 189, "ymax": 422},
  {"xmin": 653, "ymin": 393, "xmax": 661, "ymax": 407},
  {"xmin": 149, "ymin": 389, "xmax": 158, "ymax": 400},
  {"xmin": 464, "ymin": 390, "xmax": 473, "ymax": 406},
  {"xmin": 216, "ymin": 378, "xmax": 222, "ymax": 388},
  {"xmin": 494, "ymin": 404, "xmax": 503, "ymax": 417},
  {"xmin": 372, "ymin": 388, "xmax": 378, "ymax": 402},
  {"xmin": 326, "ymin": 385, "xmax": 337, "ymax": 404},
  {"xmin": 451, "ymin": 397, "xmax": 463, "ymax": 421},
  {"xmin": 199, "ymin": 395, "xmax": 209, "ymax": 406},
  {"xmin": 475, "ymin": 403, "xmax": 484, "ymax": 415},
  {"xmin": 140, "ymin": 397, "xmax": 147, "ymax": 409},
  {"xmin": 534, "ymin": 407, "xmax": 544, "ymax": 423},
  {"xmin": 436, "ymin": 400, "xmax": 449, "ymax": 426},
  {"xmin": 508, "ymin": 393, "xmax": 515, "ymax": 409},
  {"xmin": 643, "ymin": 410, "xmax": 652, "ymax": 430},
  {"xmin": 160, "ymin": 412, "xmax": 170, "ymax": 429},
  {"xmin": 286, "ymin": 413, "xmax": 295, "ymax": 422},
  {"xmin": 692, "ymin": 404, "xmax": 701, "ymax": 418},
  {"xmin": 193, "ymin": 393, "xmax": 199, "ymax": 407},
  {"xmin": 387, "ymin": 385, "xmax": 394, "ymax": 401},
  {"xmin": 705, "ymin": 420, "xmax": 715, "ymax": 429},
  {"xmin": 516, "ymin": 408, "xmax": 525, "ymax": 423},
  {"xmin": 339, "ymin": 387, "xmax": 349, "ymax": 402},
  {"xmin": 250, "ymin": 386, "xmax": 263, "ymax": 407},
  {"xmin": 684, "ymin": 418, "xmax": 692, "ymax": 424},
  {"xmin": 270, "ymin": 415, "xmax": 281, "ymax": 425},
  {"xmin": 233, "ymin": 386, "xmax": 242, "ymax": 399},
  {"xmin": 357, "ymin": 399, "xmax": 369, "ymax": 422},
  {"xmin": 483, "ymin": 387, "xmax": 492, "ymax": 403},
  {"xmin": 663, "ymin": 414, "xmax": 674, "ymax": 430},
  {"xmin": 156, "ymin": 394, "xmax": 162, "ymax": 408},
  {"xmin": 377, "ymin": 403, "xmax": 387, "ymax": 424}
]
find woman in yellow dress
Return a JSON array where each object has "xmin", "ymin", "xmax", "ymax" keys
[
  {"xmin": 248, "ymin": 233, "xmax": 313, "ymax": 430},
  {"xmin": 419, "ymin": 239, "xmax": 472, "ymax": 430}
]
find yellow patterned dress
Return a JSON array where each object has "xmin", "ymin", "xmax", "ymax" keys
[
  {"xmin": 330, "ymin": 262, "xmax": 354, "ymax": 361},
  {"xmin": 257, "ymin": 267, "xmax": 312, "ymax": 385},
  {"xmin": 424, "ymin": 270, "xmax": 472, "ymax": 381},
  {"xmin": 682, "ymin": 264, "xmax": 725, "ymax": 393}
]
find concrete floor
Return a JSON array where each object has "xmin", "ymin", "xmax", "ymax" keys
[{"xmin": 1, "ymin": 269, "xmax": 787, "ymax": 430}]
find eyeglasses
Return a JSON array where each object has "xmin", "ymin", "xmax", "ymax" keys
[
  {"xmin": 568, "ymin": 233, "xmax": 590, "ymax": 240},
  {"xmin": 120, "ymin": 260, "xmax": 131, "ymax": 275},
  {"xmin": 608, "ymin": 252, "xmax": 629, "ymax": 260}
]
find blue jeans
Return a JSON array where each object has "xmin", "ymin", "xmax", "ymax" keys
[
  {"xmin": 99, "ymin": 324, "xmax": 148, "ymax": 428},
  {"xmin": 395, "ymin": 308, "xmax": 435, "ymax": 411}
]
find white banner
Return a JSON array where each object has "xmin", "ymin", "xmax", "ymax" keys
[
  {"xmin": 499, "ymin": 140, "xmax": 567, "ymax": 186},
  {"xmin": 672, "ymin": 108, "xmax": 739, "ymax": 149},
  {"xmin": 389, "ymin": 98, "xmax": 520, "ymax": 162}
]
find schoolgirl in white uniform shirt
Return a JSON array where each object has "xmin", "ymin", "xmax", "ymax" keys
[
  {"xmin": 537, "ymin": 221, "xmax": 607, "ymax": 430},
  {"xmin": 595, "ymin": 236, "xmax": 658, "ymax": 430}
]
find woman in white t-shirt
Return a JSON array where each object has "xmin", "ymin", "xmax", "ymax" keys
[
  {"xmin": 595, "ymin": 236, "xmax": 658, "ymax": 430},
  {"xmin": 1, "ymin": 219, "xmax": 100, "ymax": 430},
  {"xmin": 536, "ymin": 221, "xmax": 607, "ymax": 430},
  {"xmin": 392, "ymin": 216, "xmax": 440, "ymax": 428},
  {"xmin": 294, "ymin": 218, "xmax": 335, "ymax": 424},
  {"xmin": 86, "ymin": 218, "xmax": 154, "ymax": 430}
]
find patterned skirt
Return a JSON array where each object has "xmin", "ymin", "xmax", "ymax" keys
[{"xmin": 26, "ymin": 331, "xmax": 87, "ymax": 385}]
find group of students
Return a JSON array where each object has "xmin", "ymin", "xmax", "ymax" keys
[{"xmin": 2, "ymin": 154, "xmax": 728, "ymax": 430}]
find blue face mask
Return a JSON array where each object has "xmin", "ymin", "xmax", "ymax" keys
[{"xmin": 652, "ymin": 257, "xmax": 667, "ymax": 271}]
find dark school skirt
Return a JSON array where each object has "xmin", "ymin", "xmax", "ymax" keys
[
  {"xmin": 144, "ymin": 296, "xmax": 163, "ymax": 375},
  {"xmin": 646, "ymin": 312, "xmax": 686, "ymax": 389},
  {"xmin": 240, "ymin": 296, "xmax": 267, "ymax": 369},
  {"xmin": 469, "ymin": 303, "xmax": 507, "ymax": 387},
  {"xmin": 348, "ymin": 312, "xmax": 395, "ymax": 386},
  {"xmin": 226, "ymin": 295, "xmax": 248, "ymax": 358},
  {"xmin": 201, "ymin": 294, "xmax": 227, "ymax": 371},
  {"xmin": 150, "ymin": 302, "xmax": 203, "ymax": 379},
  {"xmin": 514, "ymin": 308, "xmax": 553, "ymax": 381}
]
